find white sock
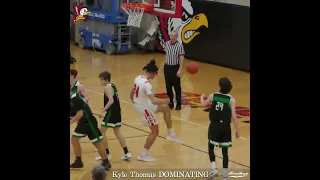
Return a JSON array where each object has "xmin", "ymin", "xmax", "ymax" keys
[
  {"xmin": 168, "ymin": 128, "xmax": 175, "ymax": 136},
  {"xmin": 211, "ymin": 161, "xmax": 216, "ymax": 170},
  {"xmin": 222, "ymin": 168, "xmax": 229, "ymax": 177},
  {"xmin": 140, "ymin": 148, "xmax": 148, "ymax": 156}
]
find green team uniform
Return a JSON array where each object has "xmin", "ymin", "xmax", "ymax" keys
[
  {"xmin": 70, "ymin": 92, "xmax": 103, "ymax": 143},
  {"xmin": 208, "ymin": 92, "xmax": 233, "ymax": 148},
  {"xmin": 102, "ymin": 83, "xmax": 122, "ymax": 128},
  {"xmin": 70, "ymin": 81, "xmax": 84, "ymax": 119},
  {"xmin": 71, "ymin": 81, "xmax": 82, "ymax": 94}
]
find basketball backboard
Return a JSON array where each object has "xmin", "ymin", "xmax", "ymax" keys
[
  {"xmin": 124, "ymin": 0, "xmax": 182, "ymax": 18},
  {"xmin": 149, "ymin": 0, "xmax": 182, "ymax": 17}
]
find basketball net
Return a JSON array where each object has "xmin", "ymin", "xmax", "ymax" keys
[
  {"xmin": 121, "ymin": 3, "xmax": 154, "ymax": 28},
  {"xmin": 122, "ymin": 7, "xmax": 144, "ymax": 28}
]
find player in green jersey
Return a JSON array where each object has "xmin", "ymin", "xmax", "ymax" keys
[
  {"xmin": 95, "ymin": 71, "xmax": 132, "ymax": 161},
  {"xmin": 70, "ymin": 69, "xmax": 89, "ymax": 102},
  {"xmin": 70, "ymin": 69, "xmax": 89, "ymax": 121},
  {"xmin": 201, "ymin": 77, "xmax": 240, "ymax": 180},
  {"xmin": 70, "ymin": 85, "xmax": 111, "ymax": 170}
]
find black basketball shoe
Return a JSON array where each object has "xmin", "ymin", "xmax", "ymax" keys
[
  {"xmin": 70, "ymin": 158, "xmax": 83, "ymax": 169},
  {"xmin": 175, "ymin": 103, "xmax": 181, "ymax": 110},
  {"xmin": 101, "ymin": 159, "xmax": 112, "ymax": 171},
  {"xmin": 169, "ymin": 102, "xmax": 174, "ymax": 109}
]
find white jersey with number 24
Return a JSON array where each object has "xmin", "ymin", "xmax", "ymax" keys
[
  {"xmin": 133, "ymin": 75, "xmax": 154, "ymax": 105},
  {"xmin": 132, "ymin": 75, "xmax": 158, "ymax": 126}
]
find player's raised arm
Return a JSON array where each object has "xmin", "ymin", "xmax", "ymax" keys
[
  {"xmin": 101, "ymin": 85, "xmax": 114, "ymax": 112},
  {"xmin": 230, "ymin": 97, "xmax": 240, "ymax": 138},
  {"xmin": 201, "ymin": 93, "xmax": 213, "ymax": 107}
]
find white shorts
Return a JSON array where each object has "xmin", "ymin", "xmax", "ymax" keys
[{"xmin": 134, "ymin": 103, "xmax": 158, "ymax": 126}]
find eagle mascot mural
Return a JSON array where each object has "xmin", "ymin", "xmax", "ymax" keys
[{"xmin": 157, "ymin": 0, "xmax": 208, "ymax": 51}]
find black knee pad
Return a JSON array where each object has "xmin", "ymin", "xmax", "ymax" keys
[
  {"xmin": 222, "ymin": 147, "xmax": 229, "ymax": 168},
  {"xmin": 222, "ymin": 147, "xmax": 228, "ymax": 157}
]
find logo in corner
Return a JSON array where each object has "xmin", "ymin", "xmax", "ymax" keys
[
  {"xmin": 72, "ymin": 2, "xmax": 91, "ymax": 25},
  {"xmin": 229, "ymin": 171, "xmax": 249, "ymax": 178}
]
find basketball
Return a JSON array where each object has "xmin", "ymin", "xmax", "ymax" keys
[{"xmin": 187, "ymin": 62, "xmax": 199, "ymax": 74}]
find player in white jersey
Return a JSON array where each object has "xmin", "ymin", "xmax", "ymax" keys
[{"xmin": 130, "ymin": 59, "xmax": 183, "ymax": 162}]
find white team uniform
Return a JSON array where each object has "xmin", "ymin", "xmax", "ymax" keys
[
  {"xmin": 131, "ymin": 77, "xmax": 182, "ymax": 162},
  {"xmin": 133, "ymin": 75, "xmax": 158, "ymax": 126}
]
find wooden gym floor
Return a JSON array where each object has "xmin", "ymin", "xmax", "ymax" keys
[{"xmin": 70, "ymin": 43, "xmax": 250, "ymax": 180}]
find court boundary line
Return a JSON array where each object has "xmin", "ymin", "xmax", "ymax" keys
[
  {"xmin": 86, "ymin": 89, "xmax": 250, "ymax": 141},
  {"xmin": 86, "ymin": 89, "xmax": 250, "ymax": 168},
  {"xmin": 89, "ymin": 114, "xmax": 250, "ymax": 168}
]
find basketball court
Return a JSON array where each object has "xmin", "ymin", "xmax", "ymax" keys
[
  {"xmin": 70, "ymin": 0, "xmax": 249, "ymax": 179},
  {"xmin": 70, "ymin": 43, "xmax": 250, "ymax": 180}
]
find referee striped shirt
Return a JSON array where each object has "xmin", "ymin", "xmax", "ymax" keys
[{"xmin": 164, "ymin": 40, "xmax": 185, "ymax": 65}]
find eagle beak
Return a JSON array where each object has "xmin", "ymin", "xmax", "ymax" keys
[
  {"xmin": 75, "ymin": 15, "xmax": 85, "ymax": 22},
  {"xmin": 181, "ymin": 13, "xmax": 208, "ymax": 44},
  {"xmin": 83, "ymin": 11, "xmax": 91, "ymax": 16}
]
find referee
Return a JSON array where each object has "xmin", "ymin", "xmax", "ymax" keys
[{"xmin": 164, "ymin": 30, "xmax": 185, "ymax": 110}]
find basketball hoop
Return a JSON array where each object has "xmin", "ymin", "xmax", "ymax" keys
[{"xmin": 121, "ymin": 2, "xmax": 154, "ymax": 28}]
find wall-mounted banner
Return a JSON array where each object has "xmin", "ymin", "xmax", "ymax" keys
[{"xmin": 156, "ymin": 0, "xmax": 250, "ymax": 71}]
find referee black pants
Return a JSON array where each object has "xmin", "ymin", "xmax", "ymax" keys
[{"xmin": 164, "ymin": 64, "xmax": 181, "ymax": 105}]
